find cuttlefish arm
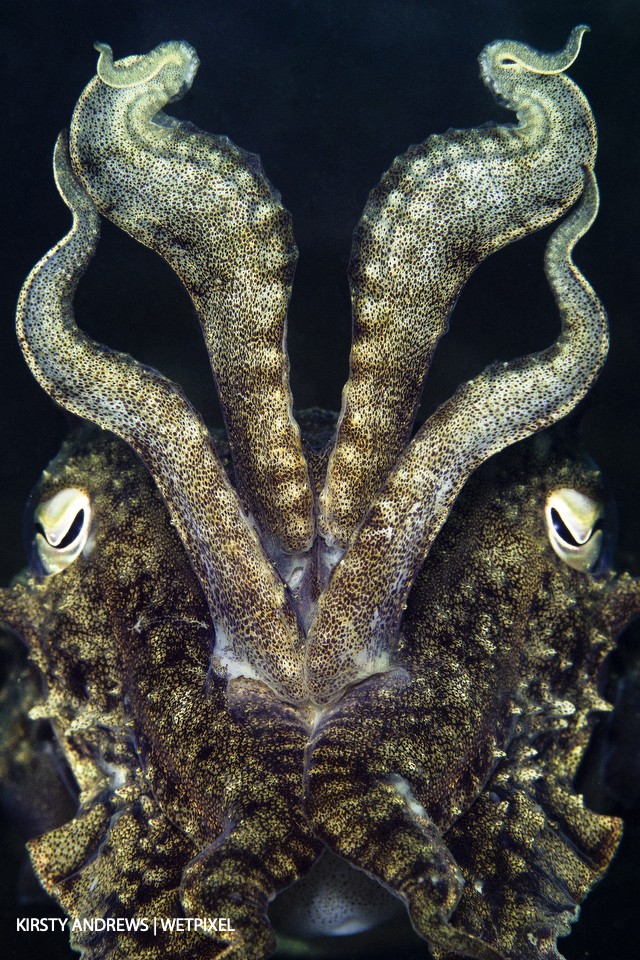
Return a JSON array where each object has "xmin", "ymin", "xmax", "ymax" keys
[
  {"xmin": 307, "ymin": 31, "xmax": 608, "ymax": 703},
  {"xmin": 16, "ymin": 133, "xmax": 306, "ymax": 704},
  {"xmin": 69, "ymin": 41, "xmax": 313, "ymax": 559},
  {"xmin": 321, "ymin": 26, "xmax": 596, "ymax": 547}
]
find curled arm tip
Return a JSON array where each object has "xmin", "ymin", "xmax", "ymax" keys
[{"xmin": 93, "ymin": 39, "xmax": 198, "ymax": 90}]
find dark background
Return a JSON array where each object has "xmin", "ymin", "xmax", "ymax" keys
[{"xmin": 0, "ymin": 1, "xmax": 638, "ymax": 958}]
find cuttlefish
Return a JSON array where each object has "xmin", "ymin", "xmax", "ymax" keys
[{"xmin": 1, "ymin": 27, "xmax": 637, "ymax": 960}]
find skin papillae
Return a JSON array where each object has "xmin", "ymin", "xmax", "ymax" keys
[{"xmin": 0, "ymin": 25, "xmax": 638, "ymax": 960}]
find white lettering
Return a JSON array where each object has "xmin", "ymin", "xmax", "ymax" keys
[
  {"xmin": 16, "ymin": 918, "xmax": 69, "ymax": 933},
  {"xmin": 18, "ymin": 914, "xmax": 234, "ymax": 935}
]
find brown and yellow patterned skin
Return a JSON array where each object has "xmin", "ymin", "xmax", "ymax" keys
[
  {"xmin": 1, "ymin": 428, "xmax": 319, "ymax": 959},
  {"xmin": 1, "ymin": 26, "xmax": 639, "ymax": 960}
]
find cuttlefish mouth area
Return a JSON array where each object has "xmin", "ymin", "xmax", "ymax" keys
[
  {"xmin": 224, "ymin": 643, "xmax": 409, "ymax": 733},
  {"xmin": 301, "ymin": 667, "xmax": 413, "ymax": 736}
]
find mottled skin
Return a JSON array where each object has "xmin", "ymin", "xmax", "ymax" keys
[
  {"xmin": 1, "ymin": 27, "xmax": 639, "ymax": 960},
  {"xmin": 320, "ymin": 25, "xmax": 597, "ymax": 547},
  {"xmin": 75, "ymin": 41, "xmax": 314, "ymax": 557},
  {"xmin": 306, "ymin": 430, "xmax": 634, "ymax": 960},
  {"xmin": 2, "ymin": 429, "xmax": 319, "ymax": 959},
  {"xmin": 307, "ymin": 169, "xmax": 606, "ymax": 702},
  {"xmin": 1, "ymin": 426, "xmax": 636, "ymax": 960}
]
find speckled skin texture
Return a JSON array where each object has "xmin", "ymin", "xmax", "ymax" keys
[
  {"xmin": 1, "ymin": 28, "xmax": 639, "ymax": 960},
  {"xmin": 320, "ymin": 26, "xmax": 597, "ymax": 548},
  {"xmin": 1, "ymin": 430, "xmax": 318, "ymax": 959}
]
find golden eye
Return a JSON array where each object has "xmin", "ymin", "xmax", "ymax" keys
[
  {"xmin": 544, "ymin": 488, "xmax": 604, "ymax": 573},
  {"xmin": 34, "ymin": 488, "xmax": 93, "ymax": 575}
]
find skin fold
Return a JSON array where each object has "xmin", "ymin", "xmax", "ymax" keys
[{"xmin": 1, "ymin": 27, "xmax": 638, "ymax": 960}]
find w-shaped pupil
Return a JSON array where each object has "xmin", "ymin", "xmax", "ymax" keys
[
  {"xmin": 36, "ymin": 509, "xmax": 86, "ymax": 550},
  {"xmin": 550, "ymin": 507, "xmax": 602, "ymax": 547}
]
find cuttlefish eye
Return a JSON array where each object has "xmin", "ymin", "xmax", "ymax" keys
[
  {"xmin": 33, "ymin": 488, "xmax": 93, "ymax": 575},
  {"xmin": 544, "ymin": 487, "xmax": 604, "ymax": 572}
]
